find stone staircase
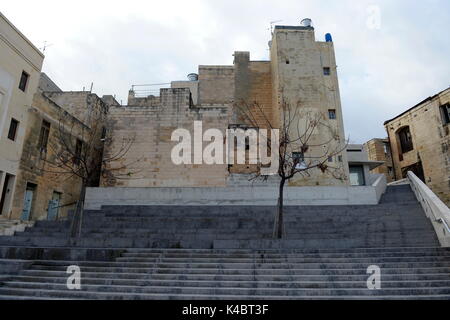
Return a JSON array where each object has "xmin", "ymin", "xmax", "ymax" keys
[
  {"xmin": 0, "ymin": 247, "xmax": 450, "ymax": 299},
  {"xmin": 0, "ymin": 219, "xmax": 34, "ymax": 236},
  {"xmin": 0, "ymin": 184, "xmax": 449, "ymax": 299}
]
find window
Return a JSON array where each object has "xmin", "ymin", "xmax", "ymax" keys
[
  {"xmin": 38, "ymin": 120, "xmax": 51, "ymax": 151},
  {"xmin": 328, "ymin": 109, "xmax": 336, "ymax": 120},
  {"xmin": 338, "ymin": 155, "xmax": 343, "ymax": 162},
  {"xmin": 74, "ymin": 139, "xmax": 83, "ymax": 165},
  {"xmin": 286, "ymin": 60, "xmax": 290, "ymax": 64},
  {"xmin": 328, "ymin": 156, "xmax": 333, "ymax": 162},
  {"xmin": 323, "ymin": 67, "xmax": 331, "ymax": 76},
  {"xmin": 18, "ymin": 71, "xmax": 29, "ymax": 92},
  {"xmin": 292, "ymin": 152, "xmax": 306, "ymax": 169},
  {"xmin": 441, "ymin": 104, "xmax": 450, "ymax": 125},
  {"xmin": 292, "ymin": 152, "xmax": 304, "ymax": 162},
  {"xmin": 387, "ymin": 166, "xmax": 393, "ymax": 175},
  {"xmin": 7, "ymin": 118, "xmax": 19, "ymax": 141},
  {"xmin": 397, "ymin": 126, "xmax": 413, "ymax": 154},
  {"xmin": 101, "ymin": 127, "xmax": 107, "ymax": 140},
  {"xmin": 383, "ymin": 143, "xmax": 389, "ymax": 154}
]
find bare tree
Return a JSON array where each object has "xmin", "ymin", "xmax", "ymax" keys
[
  {"xmin": 39, "ymin": 99, "xmax": 137, "ymax": 238},
  {"xmin": 234, "ymin": 99, "xmax": 348, "ymax": 239}
]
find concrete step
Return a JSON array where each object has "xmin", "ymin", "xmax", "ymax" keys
[
  {"xmin": 1, "ymin": 286, "xmax": 450, "ymax": 300},
  {"xmin": 3, "ymin": 281, "xmax": 450, "ymax": 297},
  {"xmin": 19, "ymin": 269, "xmax": 450, "ymax": 282},
  {"xmin": 7, "ymin": 275, "xmax": 450, "ymax": 289}
]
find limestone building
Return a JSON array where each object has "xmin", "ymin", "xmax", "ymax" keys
[
  {"xmin": 364, "ymin": 138, "xmax": 395, "ymax": 183},
  {"xmin": 384, "ymin": 87, "xmax": 450, "ymax": 205},
  {"xmin": 102, "ymin": 22, "xmax": 349, "ymax": 188},
  {"xmin": 0, "ymin": 12, "xmax": 44, "ymax": 218},
  {"xmin": 10, "ymin": 73, "xmax": 111, "ymax": 221}
]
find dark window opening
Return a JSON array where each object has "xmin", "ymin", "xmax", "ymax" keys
[
  {"xmin": 38, "ymin": 120, "xmax": 51, "ymax": 152},
  {"xmin": 328, "ymin": 109, "xmax": 336, "ymax": 120},
  {"xmin": 18, "ymin": 71, "xmax": 29, "ymax": 92},
  {"xmin": 397, "ymin": 126, "xmax": 413, "ymax": 154},
  {"xmin": 74, "ymin": 139, "xmax": 83, "ymax": 165},
  {"xmin": 328, "ymin": 156, "xmax": 333, "ymax": 162},
  {"xmin": 323, "ymin": 67, "xmax": 331, "ymax": 76},
  {"xmin": 101, "ymin": 127, "xmax": 107, "ymax": 140},
  {"xmin": 440, "ymin": 104, "xmax": 450, "ymax": 125},
  {"xmin": 7, "ymin": 118, "xmax": 19, "ymax": 141}
]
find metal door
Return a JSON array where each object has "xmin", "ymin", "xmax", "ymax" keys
[
  {"xmin": 21, "ymin": 189, "xmax": 33, "ymax": 220},
  {"xmin": 47, "ymin": 192, "xmax": 61, "ymax": 221}
]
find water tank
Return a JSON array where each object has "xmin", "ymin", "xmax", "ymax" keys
[
  {"xmin": 187, "ymin": 73, "xmax": 198, "ymax": 81},
  {"xmin": 325, "ymin": 33, "xmax": 333, "ymax": 42},
  {"xmin": 300, "ymin": 18, "xmax": 312, "ymax": 27}
]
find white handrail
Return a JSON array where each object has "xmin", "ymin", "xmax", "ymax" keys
[{"xmin": 407, "ymin": 171, "xmax": 450, "ymax": 247}]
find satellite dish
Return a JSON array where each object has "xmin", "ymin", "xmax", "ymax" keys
[{"xmin": 300, "ymin": 18, "xmax": 313, "ymax": 27}]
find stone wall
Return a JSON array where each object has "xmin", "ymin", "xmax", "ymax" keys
[
  {"xmin": 101, "ymin": 88, "xmax": 232, "ymax": 188},
  {"xmin": 269, "ymin": 26, "xmax": 349, "ymax": 186},
  {"xmin": 10, "ymin": 86, "xmax": 109, "ymax": 220},
  {"xmin": 364, "ymin": 138, "xmax": 395, "ymax": 183},
  {"xmin": 11, "ymin": 92, "xmax": 86, "ymax": 220},
  {"xmin": 198, "ymin": 66, "xmax": 234, "ymax": 105},
  {"xmin": 385, "ymin": 88, "xmax": 450, "ymax": 205}
]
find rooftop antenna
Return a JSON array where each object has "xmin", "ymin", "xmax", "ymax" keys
[
  {"xmin": 269, "ymin": 20, "xmax": 283, "ymax": 34},
  {"xmin": 40, "ymin": 41, "xmax": 53, "ymax": 54}
]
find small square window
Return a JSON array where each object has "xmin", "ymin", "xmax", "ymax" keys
[
  {"xmin": 19, "ymin": 71, "xmax": 29, "ymax": 92},
  {"xmin": 323, "ymin": 67, "xmax": 331, "ymax": 76},
  {"xmin": 328, "ymin": 156, "xmax": 333, "ymax": 162},
  {"xmin": 338, "ymin": 155, "xmax": 343, "ymax": 162},
  {"xmin": 328, "ymin": 109, "xmax": 336, "ymax": 120},
  {"xmin": 7, "ymin": 118, "xmax": 19, "ymax": 141},
  {"xmin": 292, "ymin": 152, "xmax": 304, "ymax": 162}
]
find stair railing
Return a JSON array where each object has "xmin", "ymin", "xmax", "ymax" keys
[{"xmin": 407, "ymin": 171, "xmax": 450, "ymax": 247}]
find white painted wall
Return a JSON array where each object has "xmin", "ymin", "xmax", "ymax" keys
[
  {"xmin": 408, "ymin": 171, "xmax": 450, "ymax": 247},
  {"xmin": 85, "ymin": 179, "xmax": 387, "ymax": 210}
]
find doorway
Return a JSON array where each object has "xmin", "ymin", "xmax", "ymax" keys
[
  {"xmin": 0, "ymin": 173, "xmax": 14, "ymax": 216},
  {"xmin": 349, "ymin": 165, "xmax": 366, "ymax": 186},
  {"xmin": 402, "ymin": 162, "xmax": 425, "ymax": 182},
  {"xmin": 47, "ymin": 191, "xmax": 61, "ymax": 221},
  {"xmin": 21, "ymin": 183, "xmax": 37, "ymax": 221}
]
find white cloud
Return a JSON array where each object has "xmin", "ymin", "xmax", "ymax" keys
[{"xmin": 1, "ymin": 0, "xmax": 449, "ymax": 142}]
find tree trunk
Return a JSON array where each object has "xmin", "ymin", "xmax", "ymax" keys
[
  {"xmin": 70, "ymin": 183, "xmax": 86, "ymax": 238},
  {"xmin": 274, "ymin": 178, "xmax": 286, "ymax": 239}
]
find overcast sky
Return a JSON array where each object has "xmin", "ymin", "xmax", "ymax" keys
[{"xmin": 2, "ymin": 0, "xmax": 449, "ymax": 143}]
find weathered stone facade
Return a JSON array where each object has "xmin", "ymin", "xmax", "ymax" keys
[
  {"xmin": 364, "ymin": 138, "xmax": 395, "ymax": 183},
  {"xmin": 0, "ymin": 12, "xmax": 44, "ymax": 217},
  {"xmin": 384, "ymin": 87, "xmax": 450, "ymax": 205},
  {"xmin": 101, "ymin": 25, "xmax": 349, "ymax": 188},
  {"xmin": 10, "ymin": 74, "xmax": 110, "ymax": 220}
]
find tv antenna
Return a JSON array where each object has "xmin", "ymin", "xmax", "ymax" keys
[
  {"xmin": 40, "ymin": 41, "xmax": 53, "ymax": 54},
  {"xmin": 269, "ymin": 20, "xmax": 283, "ymax": 33}
]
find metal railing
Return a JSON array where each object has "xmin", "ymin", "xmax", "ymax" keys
[{"xmin": 131, "ymin": 83, "xmax": 170, "ymax": 98}]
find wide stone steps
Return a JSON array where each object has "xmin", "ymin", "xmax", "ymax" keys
[
  {"xmin": 18, "ymin": 269, "xmax": 450, "ymax": 282},
  {"xmin": 0, "ymin": 185, "xmax": 447, "ymax": 299},
  {"xmin": 3, "ymin": 281, "xmax": 450, "ymax": 297},
  {"xmin": 1, "ymin": 246, "xmax": 450, "ymax": 299}
]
